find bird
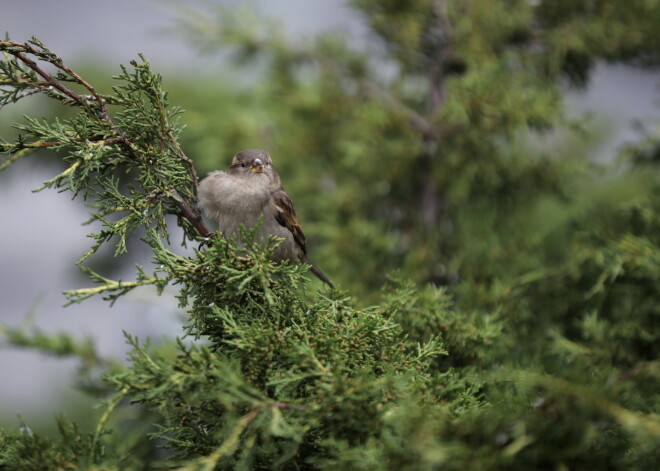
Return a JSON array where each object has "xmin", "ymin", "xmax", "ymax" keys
[{"xmin": 197, "ymin": 149, "xmax": 334, "ymax": 288}]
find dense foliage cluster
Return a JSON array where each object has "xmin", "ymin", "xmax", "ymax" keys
[{"xmin": 2, "ymin": 1, "xmax": 660, "ymax": 469}]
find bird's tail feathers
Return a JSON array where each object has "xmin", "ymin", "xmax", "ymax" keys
[{"xmin": 303, "ymin": 256, "xmax": 334, "ymax": 288}]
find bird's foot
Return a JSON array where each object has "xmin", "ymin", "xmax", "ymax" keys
[{"xmin": 198, "ymin": 232, "xmax": 217, "ymax": 250}]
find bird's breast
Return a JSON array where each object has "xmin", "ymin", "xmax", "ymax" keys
[{"xmin": 198, "ymin": 171, "xmax": 272, "ymax": 235}]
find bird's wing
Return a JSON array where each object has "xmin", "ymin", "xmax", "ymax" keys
[{"xmin": 271, "ymin": 188, "xmax": 307, "ymax": 255}]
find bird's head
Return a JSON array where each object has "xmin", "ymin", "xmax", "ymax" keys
[{"xmin": 229, "ymin": 149, "xmax": 274, "ymax": 177}]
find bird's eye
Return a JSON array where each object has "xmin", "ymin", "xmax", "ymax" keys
[{"xmin": 240, "ymin": 162, "xmax": 247, "ymax": 168}]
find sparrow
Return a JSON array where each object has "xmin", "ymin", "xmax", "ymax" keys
[{"xmin": 197, "ymin": 149, "xmax": 334, "ymax": 288}]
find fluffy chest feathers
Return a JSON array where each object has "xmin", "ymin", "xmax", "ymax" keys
[
  {"xmin": 197, "ymin": 170, "xmax": 300, "ymax": 262},
  {"xmin": 198, "ymin": 171, "xmax": 271, "ymax": 232}
]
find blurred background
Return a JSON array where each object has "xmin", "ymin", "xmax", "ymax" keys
[{"xmin": 1, "ymin": 0, "xmax": 659, "ymax": 432}]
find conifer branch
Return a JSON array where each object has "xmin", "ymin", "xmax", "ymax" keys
[
  {"xmin": 0, "ymin": 37, "xmax": 213, "ymax": 242},
  {"xmin": 64, "ymin": 277, "xmax": 161, "ymax": 305},
  {"xmin": 6, "ymin": 46, "xmax": 85, "ymax": 106}
]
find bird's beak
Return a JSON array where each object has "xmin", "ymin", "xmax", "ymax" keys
[{"xmin": 250, "ymin": 159, "xmax": 265, "ymax": 173}]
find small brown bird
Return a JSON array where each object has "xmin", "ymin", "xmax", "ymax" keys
[{"xmin": 197, "ymin": 149, "xmax": 333, "ymax": 288}]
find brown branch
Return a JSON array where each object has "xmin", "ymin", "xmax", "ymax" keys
[
  {"xmin": 2, "ymin": 40, "xmax": 136, "ymax": 153},
  {"xmin": 50, "ymin": 56, "xmax": 110, "ymax": 120},
  {"xmin": 170, "ymin": 189, "xmax": 214, "ymax": 239},
  {"xmin": 11, "ymin": 50, "xmax": 83, "ymax": 105},
  {"xmin": 2, "ymin": 39, "xmax": 107, "ymax": 117}
]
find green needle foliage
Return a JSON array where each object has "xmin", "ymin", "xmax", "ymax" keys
[{"xmin": 2, "ymin": 0, "xmax": 660, "ymax": 469}]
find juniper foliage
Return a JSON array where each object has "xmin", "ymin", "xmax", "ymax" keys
[{"xmin": 2, "ymin": 1, "xmax": 660, "ymax": 469}]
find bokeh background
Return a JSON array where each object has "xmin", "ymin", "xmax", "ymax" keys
[{"xmin": 1, "ymin": 0, "xmax": 659, "ymax": 432}]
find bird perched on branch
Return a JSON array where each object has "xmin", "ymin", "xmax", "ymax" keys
[{"xmin": 197, "ymin": 149, "xmax": 334, "ymax": 288}]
